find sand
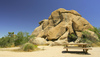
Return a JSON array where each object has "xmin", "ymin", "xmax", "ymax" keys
[{"xmin": 0, "ymin": 46, "xmax": 100, "ymax": 57}]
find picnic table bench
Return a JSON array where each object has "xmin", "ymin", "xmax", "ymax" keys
[{"xmin": 64, "ymin": 43, "xmax": 92, "ymax": 53}]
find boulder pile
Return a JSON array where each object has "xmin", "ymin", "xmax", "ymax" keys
[{"xmin": 31, "ymin": 8, "xmax": 98, "ymax": 45}]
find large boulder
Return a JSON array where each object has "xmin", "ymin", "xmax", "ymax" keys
[
  {"xmin": 47, "ymin": 22, "xmax": 66, "ymax": 40},
  {"xmin": 59, "ymin": 30, "xmax": 69, "ymax": 40},
  {"xmin": 53, "ymin": 39, "xmax": 68, "ymax": 46},
  {"xmin": 46, "ymin": 39, "xmax": 68, "ymax": 46},
  {"xmin": 31, "ymin": 24, "xmax": 43, "ymax": 36},
  {"xmin": 42, "ymin": 19, "xmax": 49, "ymax": 29},
  {"xmin": 29, "ymin": 37, "xmax": 47, "ymax": 45},
  {"xmin": 31, "ymin": 8, "xmax": 98, "ymax": 45}
]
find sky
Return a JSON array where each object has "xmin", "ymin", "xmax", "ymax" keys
[{"xmin": 0, "ymin": 0, "xmax": 100, "ymax": 38}]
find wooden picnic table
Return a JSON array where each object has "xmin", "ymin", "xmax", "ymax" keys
[{"xmin": 64, "ymin": 43, "xmax": 92, "ymax": 53}]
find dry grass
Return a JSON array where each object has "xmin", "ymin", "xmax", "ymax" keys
[
  {"xmin": 0, "ymin": 46, "xmax": 40, "ymax": 52},
  {"xmin": 12, "ymin": 48, "xmax": 40, "ymax": 52}
]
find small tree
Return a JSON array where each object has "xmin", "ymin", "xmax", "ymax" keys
[
  {"xmin": 14, "ymin": 32, "xmax": 30, "ymax": 46},
  {"xmin": 8, "ymin": 32, "xmax": 14, "ymax": 37},
  {"xmin": 0, "ymin": 32, "xmax": 15, "ymax": 47}
]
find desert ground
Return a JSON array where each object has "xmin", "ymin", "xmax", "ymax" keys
[{"xmin": 0, "ymin": 46, "xmax": 100, "ymax": 57}]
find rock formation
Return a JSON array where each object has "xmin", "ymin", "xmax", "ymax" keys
[{"xmin": 31, "ymin": 8, "xmax": 99, "ymax": 45}]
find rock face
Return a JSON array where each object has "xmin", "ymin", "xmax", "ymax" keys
[
  {"xmin": 29, "ymin": 37, "xmax": 47, "ymax": 45},
  {"xmin": 31, "ymin": 8, "xmax": 98, "ymax": 45}
]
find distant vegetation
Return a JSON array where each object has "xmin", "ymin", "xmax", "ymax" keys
[
  {"xmin": 14, "ymin": 32, "xmax": 30, "ymax": 46},
  {"xmin": 0, "ymin": 32, "xmax": 35, "ymax": 48},
  {"xmin": 0, "ymin": 27, "xmax": 100, "ymax": 48}
]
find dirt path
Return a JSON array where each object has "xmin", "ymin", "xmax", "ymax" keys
[{"xmin": 0, "ymin": 46, "xmax": 100, "ymax": 57}]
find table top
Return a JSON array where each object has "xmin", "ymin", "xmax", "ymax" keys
[{"xmin": 66, "ymin": 43, "xmax": 88, "ymax": 45}]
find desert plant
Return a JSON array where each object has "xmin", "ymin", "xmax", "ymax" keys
[
  {"xmin": 8, "ymin": 32, "xmax": 14, "ymax": 37},
  {"xmin": 0, "ymin": 32, "xmax": 15, "ymax": 47},
  {"xmin": 21, "ymin": 43, "xmax": 37, "ymax": 52},
  {"xmin": 82, "ymin": 31, "xmax": 91, "ymax": 38},
  {"xmin": 68, "ymin": 34, "xmax": 77, "ymax": 42},
  {"xmin": 0, "ymin": 32, "xmax": 30, "ymax": 47},
  {"xmin": 14, "ymin": 32, "xmax": 30, "ymax": 46},
  {"xmin": 82, "ymin": 31, "xmax": 93, "ymax": 42},
  {"xmin": 81, "ymin": 31, "xmax": 100, "ymax": 47},
  {"xmin": 89, "ymin": 27, "xmax": 100, "ymax": 39},
  {"xmin": 0, "ymin": 36, "xmax": 14, "ymax": 47}
]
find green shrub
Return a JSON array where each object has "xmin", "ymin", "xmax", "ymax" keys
[
  {"xmin": 0, "ymin": 35, "xmax": 15, "ymax": 47},
  {"xmin": 21, "ymin": 43, "xmax": 37, "ymax": 52},
  {"xmin": 89, "ymin": 27, "xmax": 100, "ymax": 39},
  {"xmin": 82, "ymin": 31, "xmax": 94, "ymax": 42},
  {"xmin": 68, "ymin": 34, "xmax": 77, "ymax": 42},
  {"xmin": 81, "ymin": 31, "xmax": 100, "ymax": 46},
  {"xmin": 14, "ymin": 32, "xmax": 30, "ymax": 46},
  {"xmin": 0, "ymin": 32, "xmax": 30, "ymax": 48},
  {"xmin": 68, "ymin": 34, "xmax": 77, "ymax": 39}
]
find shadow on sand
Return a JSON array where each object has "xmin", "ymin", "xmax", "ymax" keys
[{"xmin": 62, "ymin": 51, "xmax": 91, "ymax": 55}]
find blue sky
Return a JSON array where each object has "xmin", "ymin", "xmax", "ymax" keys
[{"xmin": 0, "ymin": 0, "xmax": 100, "ymax": 38}]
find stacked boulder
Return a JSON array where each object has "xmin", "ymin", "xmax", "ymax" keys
[{"xmin": 30, "ymin": 8, "xmax": 98, "ymax": 45}]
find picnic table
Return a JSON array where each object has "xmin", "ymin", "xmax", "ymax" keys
[{"xmin": 64, "ymin": 43, "xmax": 92, "ymax": 53}]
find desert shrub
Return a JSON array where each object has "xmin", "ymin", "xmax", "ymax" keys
[
  {"xmin": 81, "ymin": 31, "xmax": 92, "ymax": 46},
  {"xmin": 0, "ymin": 32, "xmax": 30, "ymax": 47},
  {"xmin": 89, "ymin": 27, "xmax": 100, "ymax": 39},
  {"xmin": 82, "ymin": 31, "xmax": 91, "ymax": 37},
  {"xmin": 14, "ymin": 32, "xmax": 30, "ymax": 46},
  {"xmin": 82, "ymin": 31, "xmax": 94, "ymax": 42},
  {"xmin": 0, "ymin": 36, "xmax": 14, "ymax": 47},
  {"xmin": 68, "ymin": 34, "xmax": 77, "ymax": 42},
  {"xmin": 81, "ymin": 31, "xmax": 100, "ymax": 46},
  {"xmin": 21, "ymin": 43, "xmax": 37, "ymax": 52},
  {"xmin": 0, "ymin": 32, "xmax": 15, "ymax": 47}
]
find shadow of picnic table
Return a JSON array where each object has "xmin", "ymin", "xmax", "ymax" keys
[{"xmin": 62, "ymin": 51, "xmax": 91, "ymax": 55}]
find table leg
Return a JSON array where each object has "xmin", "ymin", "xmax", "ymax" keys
[
  {"xmin": 85, "ymin": 49, "xmax": 88, "ymax": 53},
  {"xmin": 66, "ymin": 49, "xmax": 68, "ymax": 52},
  {"xmin": 83, "ymin": 49, "xmax": 88, "ymax": 53},
  {"xmin": 83, "ymin": 49, "xmax": 85, "ymax": 52}
]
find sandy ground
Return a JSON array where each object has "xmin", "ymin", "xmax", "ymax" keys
[{"xmin": 0, "ymin": 46, "xmax": 100, "ymax": 57}]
